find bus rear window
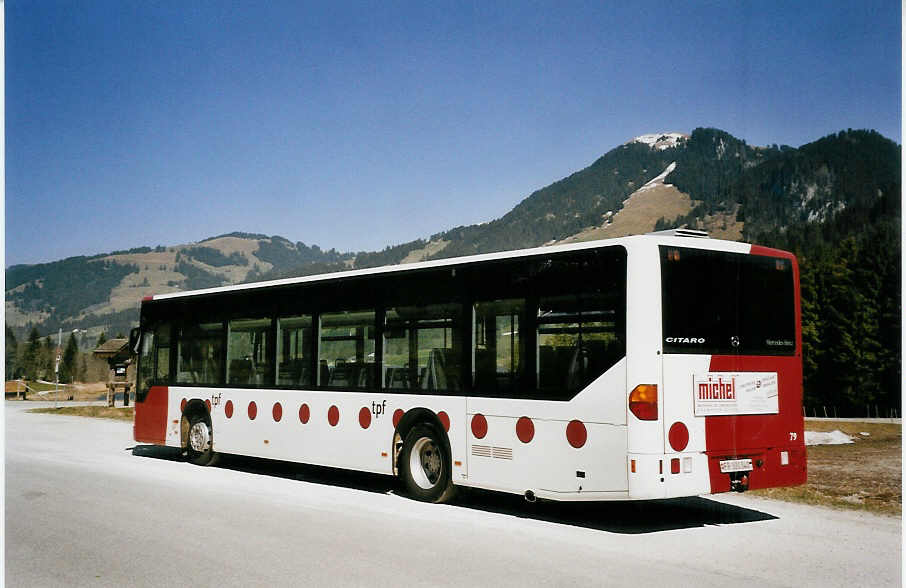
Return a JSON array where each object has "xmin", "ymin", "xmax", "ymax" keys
[{"xmin": 660, "ymin": 246, "xmax": 796, "ymax": 355}]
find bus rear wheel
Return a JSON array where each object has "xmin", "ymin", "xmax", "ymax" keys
[
  {"xmin": 186, "ymin": 414, "xmax": 219, "ymax": 467},
  {"xmin": 399, "ymin": 424, "xmax": 455, "ymax": 503}
]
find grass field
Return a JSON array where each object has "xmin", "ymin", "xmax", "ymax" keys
[
  {"xmin": 22, "ymin": 406, "xmax": 900, "ymax": 516},
  {"xmin": 751, "ymin": 420, "xmax": 901, "ymax": 516}
]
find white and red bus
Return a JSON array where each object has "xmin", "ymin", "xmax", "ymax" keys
[{"xmin": 133, "ymin": 231, "xmax": 806, "ymax": 502}]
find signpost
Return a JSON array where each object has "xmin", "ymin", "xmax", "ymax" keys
[{"xmin": 54, "ymin": 328, "xmax": 62, "ymax": 408}]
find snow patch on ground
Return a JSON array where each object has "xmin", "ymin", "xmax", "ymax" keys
[{"xmin": 805, "ymin": 430, "xmax": 854, "ymax": 445}]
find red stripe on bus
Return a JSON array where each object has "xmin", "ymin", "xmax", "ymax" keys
[
  {"xmin": 134, "ymin": 385, "xmax": 169, "ymax": 444},
  {"xmin": 705, "ymin": 354, "xmax": 806, "ymax": 492}
]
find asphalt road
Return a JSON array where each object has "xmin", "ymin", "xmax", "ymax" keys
[{"xmin": 5, "ymin": 402, "xmax": 901, "ymax": 587}]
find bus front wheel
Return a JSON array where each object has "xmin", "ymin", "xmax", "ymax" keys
[
  {"xmin": 186, "ymin": 414, "xmax": 219, "ymax": 467},
  {"xmin": 399, "ymin": 424, "xmax": 455, "ymax": 503}
]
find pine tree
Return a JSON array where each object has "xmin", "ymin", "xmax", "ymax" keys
[
  {"xmin": 78, "ymin": 355, "xmax": 88, "ymax": 383},
  {"xmin": 96, "ymin": 332, "xmax": 107, "ymax": 347},
  {"xmin": 42, "ymin": 336, "xmax": 55, "ymax": 380},
  {"xmin": 22, "ymin": 328, "xmax": 41, "ymax": 381},
  {"xmin": 5, "ymin": 326, "xmax": 19, "ymax": 379},
  {"xmin": 61, "ymin": 334, "xmax": 79, "ymax": 384}
]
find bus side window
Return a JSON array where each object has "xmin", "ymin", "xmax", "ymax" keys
[
  {"xmin": 227, "ymin": 317, "xmax": 274, "ymax": 387},
  {"xmin": 473, "ymin": 299, "xmax": 526, "ymax": 398},
  {"xmin": 177, "ymin": 321, "xmax": 225, "ymax": 385},
  {"xmin": 276, "ymin": 315, "xmax": 313, "ymax": 387},
  {"xmin": 383, "ymin": 303, "xmax": 462, "ymax": 394},
  {"xmin": 318, "ymin": 309, "xmax": 376, "ymax": 390},
  {"xmin": 536, "ymin": 294, "xmax": 622, "ymax": 398},
  {"xmin": 154, "ymin": 323, "xmax": 171, "ymax": 382}
]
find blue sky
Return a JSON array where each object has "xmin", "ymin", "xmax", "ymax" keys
[{"xmin": 6, "ymin": 1, "xmax": 901, "ymax": 266}]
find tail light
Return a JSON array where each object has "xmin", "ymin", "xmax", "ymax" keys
[{"xmin": 629, "ymin": 384, "xmax": 658, "ymax": 420}]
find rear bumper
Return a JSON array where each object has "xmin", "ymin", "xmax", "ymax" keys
[{"xmin": 706, "ymin": 445, "xmax": 807, "ymax": 493}]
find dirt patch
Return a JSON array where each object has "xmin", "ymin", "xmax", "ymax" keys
[
  {"xmin": 27, "ymin": 405, "xmax": 134, "ymax": 421},
  {"xmin": 751, "ymin": 420, "xmax": 901, "ymax": 516}
]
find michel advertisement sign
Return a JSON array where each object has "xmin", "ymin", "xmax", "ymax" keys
[{"xmin": 692, "ymin": 372, "xmax": 779, "ymax": 416}]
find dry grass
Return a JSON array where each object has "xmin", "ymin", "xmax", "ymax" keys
[
  {"xmin": 401, "ymin": 240, "xmax": 451, "ymax": 264},
  {"xmin": 558, "ymin": 184, "xmax": 696, "ymax": 244},
  {"xmin": 27, "ymin": 405, "xmax": 135, "ymax": 421},
  {"xmin": 701, "ymin": 208, "xmax": 744, "ymax": 241},
  {"xmin": 7, "ymin": 381, "xmax": 108, "ymax": 402},
  {"xmin": 751, "ymin": 420, "xmax": 901, "ymax": 516}
]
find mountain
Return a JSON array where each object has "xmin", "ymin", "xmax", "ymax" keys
[
  {"xmin": 5, "ymin": 234, "xmax": 352, "ymax": 346},
  {"xmin": 6, "ymin": 128, "xmax": 900, "ymax": 415}
]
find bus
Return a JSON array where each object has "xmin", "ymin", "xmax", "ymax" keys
[{"xmin": 132, "ymin": 231, "xmax": 806, "ymax": 503}]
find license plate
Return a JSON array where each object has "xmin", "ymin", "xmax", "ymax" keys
[{"xmin": 719, "ymin": 458, "xmax": 753, "ymax": 473}]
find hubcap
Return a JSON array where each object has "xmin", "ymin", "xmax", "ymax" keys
[
  {"xmin": 188, "ymin": 421, "xmax": 210, "ymax": 453},
  {"xmin": 410, "ymin": 437, "xmax": 442, "ymax": 490}
]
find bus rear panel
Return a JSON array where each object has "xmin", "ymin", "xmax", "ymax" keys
[{"xmin": 628, "ymin": 241, "xmax": 806, "ymax": 499}]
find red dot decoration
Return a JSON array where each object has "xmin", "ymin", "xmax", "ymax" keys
[
  {"xmin": 471, "ymin": 414, "xmax": 488, "ymax": 439},
  {"xmin": 516, "ymin": 416, "xmax": 535, "ymax": 444},
  {"xmin": 669, "ymin": 422, "xmax": 689, "ymax": 452},
  {"xmin": 328, "ymin": 405, "xmax": 340, "ymax": 426},
  {"xmin": 272, "ymin": 402, "xmax": 283, "ymax": 422},
  {"xmin": 180, "ymin": 398, "xmax": 187, "ymax": 412},
  {"xmin": 225, "ymin": 400, "xmax": 234, "ymax": 418},
  {"xmin": 566, "ymin": 420, "xmax": 587, "ymax": 449},
  {"xmin": 392, "ymin": 408, "xmax": 404, "ymax": 428},
  {"xmin": 437, "ymin": 411, "xmax": 450, "ymax": 432},
  {"xmin": 248, "ymin": 401, "xmax": 258, "ymax": 421},
  {"xmin": 359, "ymin": 407, "xmax": 372, "ymax": 429},
  {"xmin": 299, "ymin": 403, "xmax": 310, "ymax": 424},
  {"xmin": 204, "ymin": 399, "xmax": 211, "ymax": 412}
]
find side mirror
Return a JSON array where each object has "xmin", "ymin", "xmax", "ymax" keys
[{"xmin": 129, "ymin": 327, "xmax": 141, "ymax": 354}]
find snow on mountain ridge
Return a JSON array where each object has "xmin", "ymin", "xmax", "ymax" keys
[{"xmin": 629, "ymin": 132, "xmax": 688, "ymax": 150}]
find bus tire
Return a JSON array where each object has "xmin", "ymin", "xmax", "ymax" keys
[
  {"xmin": 186, "ymin": 414, "xmax": 219, "ymax": 467},
  {"xmin": 399, "ymin": 423, "xmax": 455, "ymax": 503}
]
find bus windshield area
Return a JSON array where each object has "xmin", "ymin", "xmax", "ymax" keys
[{"xmin": 660, "ymin": 246, "xmax": 796, "ymax": 356}]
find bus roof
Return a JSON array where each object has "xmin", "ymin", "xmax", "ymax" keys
[{"xmin": 144, "ymin": 233, "xmax": 757, "ymax": 303}]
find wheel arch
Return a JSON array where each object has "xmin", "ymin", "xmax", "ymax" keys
[
  {"xmin": 180, "ymin": 398, "xmax": 210, "ymax": 449},
  {"xmin": 392, "ymin": 407, "xmax": 451, "ymax": 475}
]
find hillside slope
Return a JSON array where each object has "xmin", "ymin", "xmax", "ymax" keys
[{"xmin": 5, "ymin": 234, "xmax": 351, "ymax": 343}]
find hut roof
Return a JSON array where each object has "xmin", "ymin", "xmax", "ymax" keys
[{"xmin": 92, "ymin": 338, "xmax": 130, "ymax": 361}]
